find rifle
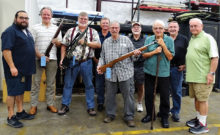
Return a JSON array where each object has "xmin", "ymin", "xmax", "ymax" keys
[
  {"xmin": 61, "ymin": 14, "xmax": 99, "ymax": 69},
  {"xmin": 98, "ymin": 41, "xmax": 156, "ymax": 73},
  {"xmin": 44, "ymin": 18, "xmax": 64, "ymax": 57}
]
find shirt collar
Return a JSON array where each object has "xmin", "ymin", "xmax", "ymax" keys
[{"xmin": 191, "ymin": 31, "xmax": 204, "ymax": 39}]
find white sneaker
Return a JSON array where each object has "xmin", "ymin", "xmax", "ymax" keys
[{"xmin": 137, "ymin": 103, "xmax": 143, "ymax": 112}]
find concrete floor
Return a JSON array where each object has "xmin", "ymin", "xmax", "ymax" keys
[{"xmin": 0, "ymin": 92, "xmax": 220, "ymax": 135}]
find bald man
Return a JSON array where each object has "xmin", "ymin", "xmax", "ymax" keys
[{"xmin": 186, "ymin": 18, "xmax": 219, "ymax": 134}]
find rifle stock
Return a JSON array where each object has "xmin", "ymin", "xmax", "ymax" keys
[
  {"xmin": 44, "ymin": 18, "xmax": 64, "ymax": 57},
  {"xmin": 99, "ymin": 41, "xmax": 156, "ymax": 72}
]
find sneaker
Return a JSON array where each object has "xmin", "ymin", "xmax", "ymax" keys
[
  {"xmin": 171, "ymin": 113, "xmax": 180, "ymax": 122},
  {"xmin": 104, "ymin": 116, "xmax": 114, "ymax": 123},
  {"xmin": 137, "ymin": 103, "xmax": 143, "ymax": 112},
  {"xmin": 189, "ymin": 122, "xmax": 209, "ymax": 134},
  {"xmin": 16, "ymin": 110, "xmax": 35, "ymax": 120},
  {"xmin": 186, "ymin": 117, "xmax": 199, "ymax": 128},
  {"xmin": 58, "ymin": 104, "xmax": 69, "ymax": 115},
  {"xmin": 7, "ymin": 115, "xmax": 23, "ymax": 128},
  {"xmin": 124, "ymin": 120, "xmax": 135, "ymax": 127},
  {"xmin": 87, "ymin": 108, "xmax": 96, "ymax": 116}
]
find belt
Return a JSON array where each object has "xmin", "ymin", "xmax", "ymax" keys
[{"xmin": 75, "ymin": 58, "xmax": 92, "ymax": 64}]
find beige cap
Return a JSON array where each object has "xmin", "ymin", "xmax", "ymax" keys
[{"xmin": 132, "ymin": 22, "xmax": 141, "ymax": 27}]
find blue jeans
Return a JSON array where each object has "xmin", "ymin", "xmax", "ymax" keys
[
  {"xmin": 170, "ymin": 67, "xmax": 183, "ymax": 115},
  {"xmin": 62, "ymin": 59, "xmax": 95, "ymax": 109},
  {"xmin": 95, "ymin": 69, "xmax": 105, "ymax": 104}
]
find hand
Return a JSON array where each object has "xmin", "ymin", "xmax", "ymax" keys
[
  {"xmin": 78, "ymin": 38, "xmax": 85, "ymax": 45},
  {"xmin": 178, "ymin": 65, "xmax": 185, "ymax": 71},
  {"xmin": 133, "ymin": 49, "xmax": 141, "ymax": 56},
  {"xmin": 93, "ymin": 57, "xmax": 99, "ymax": 64},
  {"xmin": 206, "ymin": 73, "xmax": 214, "ymax": 85},
  {"xmin": 10, "ymin": 67, "xmax": 18, "ymax": 77},
  {"xmin": 154, "ymin": 46, "xmax": 162, "ymax": 54},
  {"xmin": 59, "ymin": 59, "xmax": 63, "ymax": 69},
  {"xmin": 52, "ymin": 38, "xmax": 61, "ymax": 47},
  {"xmin": 157, "ymin": 38, "xmax": 165, "ymax": 47},
  {"xmin": 45, "ymin": 56, "xmax": 50, "ymax": 63},
  {"xmin": 97, "ymin": 66, "xmax": 103, "ymax": 74}
]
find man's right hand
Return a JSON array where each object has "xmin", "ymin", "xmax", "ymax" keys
[
  {"xmin": 10, "ymin": 67, "xmax": 18, "ymax": 76},
  {"xmin": 59, "ymin": 59, "xmax": 63, "ymax": 69},
  {"xmin": 97, "ymin": 66, "xmax": 103, "ymax": 74},
  {"xmin": 154, "ymin": 46, "xmax": 162, "ymax": 54}
]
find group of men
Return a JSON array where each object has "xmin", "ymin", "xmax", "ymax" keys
[{"xmin": 1, "ymin": 7, "xmax": 219, "ymax": 134}]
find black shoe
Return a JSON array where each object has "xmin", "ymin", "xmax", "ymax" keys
[
  {"xmin": 189, "ymin": 122, "xmax": 209, "ymax": 134},
  {"xmin": 157, "ymin": 112, "xmax": 161, "ymax": 117},
  {"xmin": 16, "ymin": 110, "xmax": 35, "ymax": 120},
  {"xmin": 161, "ymin": 118, "xmax": 169, "ymax": 128},
  {"xmin": 58, "ymin": 104, "xmax": 69, "ymax": 115},
  {"xmin": 141, "ymin": 115, "xmax": 155, "ymax": 123},
  {"xmin": 186, "ymin": 117, "xmax": 199, "ymax": 128},
  {"xmin": 97, "ymin": 104, "xmax": 104, "ymax": 112},
  {"xmin": 7, "ymin": 115, "xmax": 23, "ymax": 128},
  {"xmin": 171, "ymin": 114, "xmax": 180, "ymax": 122}
]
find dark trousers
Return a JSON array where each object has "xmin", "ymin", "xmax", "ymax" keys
[{"xmin": 144, "ymin": 73, "xmax": 170, "ymax": 119}]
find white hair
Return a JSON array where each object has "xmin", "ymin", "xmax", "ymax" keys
[
  {"xmin": 189, "ymin": 18, "xmax": 203, "ymax": 25},
  {"xmin": 110, "ymin": 21, "xmax": 120, "ymax": 28},
  {"xmin": 153, "ymin": 20, "xmax": 165, "ymax": 28}
]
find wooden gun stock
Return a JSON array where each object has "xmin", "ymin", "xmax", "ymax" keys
[
  {"xmin": 44, "ymin": 18, "xmax": 64, "ymax": 57},
  {"xmin": 99, "ymin": 41, "xmax": 156, "ymax": 72}
]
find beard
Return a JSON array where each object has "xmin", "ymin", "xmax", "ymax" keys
[{"xmin": 16, "ymin": 22, "xmax": 28, "ymax": 29}]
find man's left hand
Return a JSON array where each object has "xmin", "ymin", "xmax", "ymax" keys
[
  {"xmin": 178, "ymin": 65, "xmax": 185, "ymax": 71},
  {"xmin": 206, "ymin": 73, "xmax": 214, "ymax": 85}
]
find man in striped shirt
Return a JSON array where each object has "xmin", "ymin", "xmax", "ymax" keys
[
  {"xmin": 97, "ymin": 21, "xmax": 141, "ymax": 127},
  {"xmin": 29, "ymin": 7, "xmax": 62, "ymax": 115}
]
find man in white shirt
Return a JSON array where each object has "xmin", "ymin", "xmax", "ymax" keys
[{"xmin": 29, "ymin": 7, "xmax": 62, "ymax": 115}]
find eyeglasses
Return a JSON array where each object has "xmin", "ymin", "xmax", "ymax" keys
[
  {"xmin": 190, "ymin": 25, "xmax": 199, "ymax": 28},
  {"xmin": 153, "ymin": 27, "xmax": 164, "ymax": 30},
  {"xmin": 18, "ymin": 16, "xmax": 29, "ymax": 20}
]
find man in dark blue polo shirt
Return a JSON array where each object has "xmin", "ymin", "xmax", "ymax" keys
[
  {"xmin": 168, "ymin": 21, "xmax": 188, "ymax": 122},
  {"xmin": 93, "ymin": 17, "xmax": 111, "ymax": 111},
  {"xmin": 1, "ymin": 10, "xmax": 36, "ymax": 128}
]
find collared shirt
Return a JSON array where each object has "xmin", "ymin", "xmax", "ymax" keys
[
  {"xmin": 129, "ymin": 34, "xmax": 146, "ymax": 67},
  {"xmin": 1, "ymin": 23, "xmax": 36, "ymax": 75},
  {"xmin": 186, "ymin": 31, "xmax": 219, "ymax": 83},
  {"xmin": 62, "ymin": 26, "xmax": 100, "ymax": 61},
  {"xmin": 95, "ymin": 31, "xmax": 111, "ymax": 59},
  {"xmin": 30, "ymin": 23, "xmax": 62, "ymax": 60},
  {"xmin": 98, "ymin": 35, "xmax": 134, "ymax": 82},
  {"xmin": 171, "ymin": 34, "xmax": 188, "ymax": 66},
  {"xmin": 143, "ymin": 34, "xmax": 175, "ymax": 77}
]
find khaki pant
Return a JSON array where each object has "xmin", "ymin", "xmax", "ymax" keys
[
  {"xmin": 31, "ymin": 60, "xmax": 57, "ymax": 106},
  {"xmin": 188, "ymin": 83, "xmax": 213, "ymax": 102}
]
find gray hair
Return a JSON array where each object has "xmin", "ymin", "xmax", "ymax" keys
[
  {"xmin": 153, "ymin": 20, "xmax": 165, "ymax": 28},
  {"xmin": 101, "ymin": 17, "xmax": 110, "ymax": 23},
  {"xmin": 189, "ymin": 18, "xmax": 203, "ymax": 25},
  {"xmin": 110, "ymin": 21, "xmax": 120, "ymax": 28},
  {"xmin": 40, "ymin": 7, "xmax": 53, "ymax": 16}
]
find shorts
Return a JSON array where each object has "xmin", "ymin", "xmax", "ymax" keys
[
  {"xmin": 134, "ymin": 67, "xmax": 145, "ymax": 85},
  {"xmin": 188, "ymin": 83, "xmax": 213, "ymax": 101},
  {"xmin": 5, "ymin": 71, "xmax": 32, "ymax": 96}
]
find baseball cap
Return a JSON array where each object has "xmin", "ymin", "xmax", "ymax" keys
[{"xmin": 132, "ymin": 22, "xmax": 141, "ymax": 27}]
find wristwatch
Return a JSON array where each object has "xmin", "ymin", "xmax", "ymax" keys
[{"xmin": 209, "ymin": 72, "xmax": 215, "ymax": 76}]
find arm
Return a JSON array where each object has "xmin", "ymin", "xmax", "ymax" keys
[
  {"xmin": 142, "ymin": 46, "xmax": 162, "ymax": 58},
  {"xmin": 2, "ymin": 50, "xmax": 18, "ymax": 76},
  {"xmin": 59, "ymin": 44, "xmax": 67, "ymax": 67},
  {"xmin": 206, "ymin": 57, "xmax": 219, "ymax": 85}
]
